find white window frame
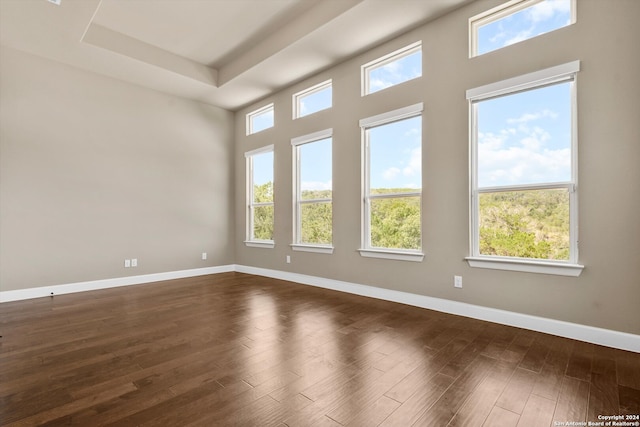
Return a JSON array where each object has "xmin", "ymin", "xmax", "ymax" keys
[
  {"xmin": 466, "ymin": 61, "xmax": 583, "ymax": 276},
  {"xmin": 359, "ymin": 103, "xmax": 424, "ymax": 262},
  {"xmin": 246, "ymin": 103, "xmax": 274, "ymax": 135},
  {"xmin": 469, "ymin": 0, "xmax": 576, "ymax": 58},
  {"xmin": 244, "ymin": 145, "xmax": 275, "ymax": 248},
  {"xmin": 292, "ymin": 80, "xmax": 332, "ymax": 119},
  {"xmin": 291, "ymin": 129, "xmax": 334, "ymax": 254},
  {"xmin": 361, "ymin": 41, "xmax": 422, "ymax": 96}
]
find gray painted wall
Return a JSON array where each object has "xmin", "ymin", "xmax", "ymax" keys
[
  {"xmin": 234, "ymin": 0, "xmax": 640, "ymax": 335},
  {"xmin": 0, "ymin": 47, "xmax": 235, "ymax": 291}
]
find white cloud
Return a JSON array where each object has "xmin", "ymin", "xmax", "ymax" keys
[
  {"xmin": 479, "ymin": 120, "xmax": 570, "ymax": 186},
  {"xmin": 383, "ymin": 167, "xmax": 401, "ymax": 180},
  {"xmin": 507, "ymin": 109, "xmax": 558, "ymax": 124},
  {"xmin": 301, "ymin": 180, "xmax": 332, "ymax": 191},
  {"xmin": 528, "ymin": 0, "xmax": 570, "ymax": 23},
  {"xmin": 402, "ymin": 147, "xmax": 421, "ymax": 177}
]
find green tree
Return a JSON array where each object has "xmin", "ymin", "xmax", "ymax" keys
[{"xmin": 253, "ymin": 181, "xmax": 273, "ymax": 240}]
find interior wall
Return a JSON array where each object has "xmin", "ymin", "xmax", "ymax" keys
[
  {"xmin": 0, "ymin": 47, "xmax": 235, "ymax": 292},
  {"xmin": 234, "ymin": 0, "xmax": 640, "ymax": 335}
]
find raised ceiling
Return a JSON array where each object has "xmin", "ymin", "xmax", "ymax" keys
[{"xmin": 0, "ymin": 0, "xmax": 473, "ymax": 111}]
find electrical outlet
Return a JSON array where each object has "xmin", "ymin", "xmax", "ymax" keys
[
  {"xmin": 202, "ymin": 252, "xmax": 207, "ymax": 260},
  {"xmin": 124, "ymin": 259, "xmax": 131, "ymax": 268},
  {"xmin": 131, "ymin": 258, "xmax": 138, "ymax": 267},
  {"xmin": 286, "ymin": 255, "xmax": 291, "ymax": 264},
  {"xmin": 454, "ymin": 275, "xmax": 462, "ymax": 288}
]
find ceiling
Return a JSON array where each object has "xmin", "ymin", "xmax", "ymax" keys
[{"xmin": 0, "ymin": 0, "xmax": 474, "ymax": 111}]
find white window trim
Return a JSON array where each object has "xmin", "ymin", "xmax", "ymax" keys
[
  {"xmin": 291, "ymin": 129, "xmax": 334, "ymax": 253},
  {"xmin": 245, "ymin": 144, "xmax": 275, "ymax": 248},
  {"xmin": 292, "ymin": 79, "xmax": 332, "ymax": 119},
  {"xmin": 246, "ymin": 103, "xmax": 274, "ymax": 135},
  {"xmin": 361, "ymin": 41, "xmax": 422, "ymax": 96},
  {"xmin": 466, "ymin": 61, "xmax": 583, "ymax": 276},
  {"xmin": 359, "ymin": 103, "xmax": 424, "ymax": 262},
  {"xmin": 469, "ymin": 0, "xmax": 577, "ymax": 58}
]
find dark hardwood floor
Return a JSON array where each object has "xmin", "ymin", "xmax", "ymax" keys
[{"xmin": 1, "ymin": 272, "xmax": 638, "ymax": 426}]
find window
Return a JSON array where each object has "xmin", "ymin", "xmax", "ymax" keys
[
  {"xmin": 245, "ymin": 145, "xmax": 274, "ymax": 248},
  {"xmin": 359, "ymin": 103, "xmax": 423, "ymax": 262},
  {"xmin": 466, "ymin": 61, "xmax": 583, "ymax": 276},
  {"xmin": 246, "ymin": 103, "xmax": 274, "ymax": 135},
  {"xmin": 293, "ymin": 80, "xmax": 332, "ymax": 119},
  {"xmin": 291, "ymin": 129, "xmax": 333, "ymax": 253},
  {"xmin": 361, "ymin": 41, "xmax": 422, "ymax": 96},
  {"xmin": 470, "ymin": 0, "xmax": 575, "ymax": 57}
]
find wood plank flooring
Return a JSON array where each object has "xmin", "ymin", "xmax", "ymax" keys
[{"xmin": 1, "ymin": 272, "xmax": 638, "ymax": 426}]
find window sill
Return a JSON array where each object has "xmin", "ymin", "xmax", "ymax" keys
[
  {"xmin": 358, "ymin": 248, "xmax": 424, "ymax": 262},
  {"xmin": 290, "ymin": 244, "xmax": 334, "ymax": 254},
  {"xmin": 465, "ymin": 257, "xmax": 584, "ymax": 277},
  {"xmin": 244, "ymin": 240, "xmax": 275, "ymax": 249}
]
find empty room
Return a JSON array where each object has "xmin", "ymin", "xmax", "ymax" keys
[{"xmin": 1, "ymin": 0, "xmax": 639, "ymax": 425}]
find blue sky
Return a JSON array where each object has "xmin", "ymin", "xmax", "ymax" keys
[
  {"xmin": 252, "ymin": 151, "xmax": 273, "ymax": 188},
  {"xmin": 369, "ymin": 116, "xmax": 421, "ymax": 190},
  {"xmin": 369, "ymin": 50, "xmax": 421, "ymax": 94},
  {"xmin": 299, "ymin": 86, "xmax": 332, "ymax": 117},
  {"xmin": 477, "ymin": 0, "xmax": 571, "ymax": 55},
  {"xmin": 477, "ymin": 82, "xmax": 571, "ymax": 188},
  {"xmin": 300, "ymin": 137, "xmax": 332, "ymax": 193}
]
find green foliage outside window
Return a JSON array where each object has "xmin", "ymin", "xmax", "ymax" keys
[
  {"xmin": 253, "ymin": 182, "xmax": 274, "ymax": 240},
  {"xmin": 370, "ymin": 189, "xmax": 421, "ymax": 250},
  {"xmin": 479, "ymin": 189, "xmax": 569, "ymax": 260}
]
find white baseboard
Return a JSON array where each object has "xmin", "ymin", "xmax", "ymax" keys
[
  {"xmin": 235, "ymin": 265, "xmax": 640, "ymax": 353},
  {"xmin": 2, "ymin": 263, "xmax": 638, "ymax": 352},
  {"xmin": 0, "ymin": 265, "xmax": 235, "ymax": 303}
]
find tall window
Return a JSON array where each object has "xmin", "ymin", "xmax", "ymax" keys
[
  {"xmin": 470, "ymin": 0, "xmax": 575, "ymax": 57},
  {"xmin": 246, "ymin": 103, "xmax": 274, "ymax": 135},
  {"xmin": 293, "ymin": 80, "xmax": 332, "ymax": 119},
  {"xmin": 467, "ymin": 61, "xmax": 583, "ymax": 276},
  {"xmin": 359, "ymin": 103, "xmax": 423, "ymax": 262},
  {"xmin": 361, "ymin": 41, "xmax": 422, "ymax": 96},
  {"xmin": 291, "ymin": 129, "xmax": 333, "ymax": 253},
  {"xmin": 245, "ymin": 145, "xmax": 274, "ymax": 248}
]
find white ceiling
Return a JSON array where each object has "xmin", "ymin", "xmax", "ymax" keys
[{"xmin": 0, "ymin": 0, "xmax": 474, "ymax": 111}]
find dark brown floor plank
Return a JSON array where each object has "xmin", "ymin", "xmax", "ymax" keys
[{"xmin": 0, "ymin": 272, "xmax": 636, "ymax": 426}]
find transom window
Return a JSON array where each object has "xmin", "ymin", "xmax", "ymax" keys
[
  {"xmin": 246, "ymin": 103, "xmax": 274, "ymax": 135},
  {"xmin": 291, "ymin": 129, "xmax": 333, "ymax": 253},
  {"xmin": 361, "ymin": 41, "xmax": 422, "ymax": 96},
  {"xmin": 245, "ymin": 145, "xmax": 274, "ymax": 248},
  {"xmin": 466, "ymin": 61, "xmax": 583, "ymax": 276},
  {"xmin": 470, "ymin": 0, "xmax": 575, "ymax": 57},
  {"xmin": 359, "ymin": 103, "xmax": 423, "ymax": 262},
  {"xmin": 293, "ymin": 80, "xmax": 332, "ymax": 119}
]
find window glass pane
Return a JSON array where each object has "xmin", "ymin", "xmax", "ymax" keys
[
  {"xmin": 479, "ymin": 188, "xmax": 569, "ymax": 260},
  {"xmin": 368, "ymin": 49, "xmax": 421, "ymax": 94},
  {"xmin": 477, "ymin": 0, "xmax": 572, "ymax": 56},
  {"xmin": 477, "ymin": 82, "xmax": 571, "ymax": 188},
  {"xmin": 369, "ymin": 116, "xmax": 421, "ymax": 194},
  {"xmin": 298, "ymin": 86, "xmax": 332, "ymax": 117},
  {"xmin": 370, "ymin": 196, "xmax": 421, "ymax": 250},
  {"xmin": 252, "ymin": 151, "xmax": 274, "ymax": 203},
  {"xmin": 250, "ymin": 107, "xmax": 274, "ymax": 133},
  {"xmin": 300, "ymin": 138, "xmax": 332, "ymax": 201},
  {"xmin": 252, "ymin": 205, "xmax": 274, "ymax": 240},
  {"xmin": 301, "ymin": 202, "xmax": 332, "ymax": 245}
]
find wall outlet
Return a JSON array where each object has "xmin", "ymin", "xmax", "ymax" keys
[
  {"xmin": 454, "ymin": 275, "xmax": 462, "ymax": 288},
  {"xmin": 124, "ymin": 259, "xmax": 131, "ymax": 268},
  {"xmin": 202, "ymin": 252, "xmax": 207, "ymax": 260},
  {"xmin": 286, "ymin": 255, "xmax": 291, "ymax": 264},
  {"xmin": 131, "ymin": 258, "xmax": 138, "ymax": 267}
]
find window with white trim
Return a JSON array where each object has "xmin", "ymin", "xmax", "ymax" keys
[
  {"xmin": 359, "ymin": 103, "xmax": 423, "ymax": 262},
  {"xmin": 291, "ymin": 129, "xmax": 333, "ymax": 253},
  {"xmin": 466, "ymin": 61, "xmax": 583, "ymax": 276},
  {"xmin": 245, "ymin": 145, "xmax": 274, "ymax": 248},
  {"xmin": 293, "ymin": 80, "xmax": 332, "ymax": 119},
  {"xmin": 470, "ymin": 0, "xmax": 575, "ymax": 57},
  {"xmin": 361, "ymin": 41, "xmax": 422, "ymax": 96},
  {"xmin": 246, "ymin": 103, "xmax": 274, "ymax": 135}
]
